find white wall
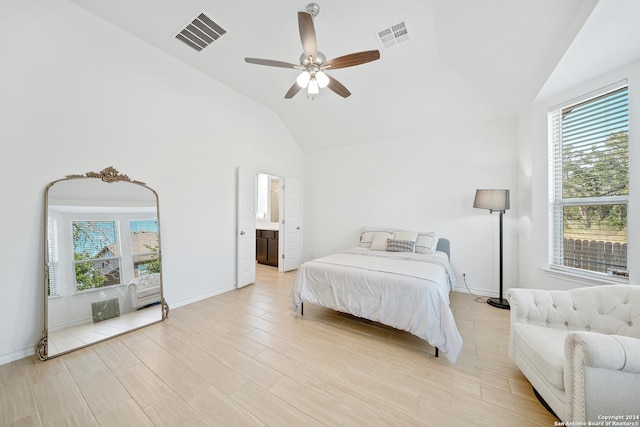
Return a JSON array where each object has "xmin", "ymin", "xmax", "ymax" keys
[
  {"xmin": 303, "ymin": 117, "xmax": 519, "ymax": 297},
  {"xmin": 517, "ymin": 59, "xmax": 640, "ymax": 290},
  {"xmin": 0, "ymin": 0, "xmax": 303, "ymax": 363}
]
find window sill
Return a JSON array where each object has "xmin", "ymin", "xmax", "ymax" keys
[
  {"xmin": 48, "ymin": 284, "xmax": 127, "ymax": 299},
  {"xmin": 542, "ymin": 266, "xmax": 629, "ymax": 286},
  {"xmin": 75, "ymin": 284, "xmax": 126, "ymax": 296}
]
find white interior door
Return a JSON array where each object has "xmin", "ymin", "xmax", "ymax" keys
[
  {"xmin": 281, "ymin": 176, "xmax": 302, "ymax": 272},
  {"xmin": 236, "ymin": 168, "xmax": 256, "ymax": 287}
]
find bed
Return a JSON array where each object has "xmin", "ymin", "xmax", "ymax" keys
[{"xmin": 290, "ymin": 227, "xmax": 463, "ymax": 364}]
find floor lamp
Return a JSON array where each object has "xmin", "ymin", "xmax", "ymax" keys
[{"xmin": 473, "ymin": 189, "xmax": 510, "ymax": 310}]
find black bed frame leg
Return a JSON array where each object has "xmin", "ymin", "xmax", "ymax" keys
[
  {"xmin": 435, "ymin": 347, "xmax": 439, "ymax": 358},
  {"xmin": 301, "ymin": 302, "xmax": 304, "ymax": 316}
]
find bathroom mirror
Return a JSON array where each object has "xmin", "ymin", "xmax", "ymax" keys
[{"xmin": 35, "ymin": 167, "xmax": 168, "ymax": 360}]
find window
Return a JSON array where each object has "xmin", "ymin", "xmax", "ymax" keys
[
  {"xmin": 129, "ymin": 219, "xmax": 160, "ymax": 277},
  {"xmin": 72, "ymin": 220, "xmax": 122, "ymax": 291},
  {"xmin": 548, "ymin": 83, "xmax": 629, "ymax": 278}
]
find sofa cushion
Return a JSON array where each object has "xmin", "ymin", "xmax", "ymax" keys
[
  {"xmin": 137, "ymin": 286, "xmax": 160, "ymax": 299},
  {"xmin": 512, "ymin": 323, "xmax": 568, "ymax": 390}
]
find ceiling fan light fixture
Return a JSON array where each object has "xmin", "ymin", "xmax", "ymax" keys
[
  {"xmin": 296, "ymin": 71, "xmax": 311, "ymax": 88},
  {"xmin": 315, "ymin": 70, "xmax": 329, "ymax": 88},
  {"xmin": 308, "ymin": 78, "xmax": 319, "ymax": 95}
]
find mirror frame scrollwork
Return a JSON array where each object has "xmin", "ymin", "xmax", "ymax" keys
[{"xmin": 36, "ymin": 167, "xmax": 169, "ymax": 360}]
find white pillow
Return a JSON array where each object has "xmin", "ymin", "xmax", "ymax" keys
[
  {"xmin": 394, "ymin": 230, "xmax": 418, "ymax": 243},
  {"xmin": 370, "ymin": 231, "xmax": 394, "ymax": 250},
  {"xmin": 359, "ymin": 227, "xmax": 395, "ymax": 248},
  {"xmin": 359, "ymin": 232, "xmax": 376, "ymax": 248},
  {"xmin": 415, "ymin": 232, "xmax": 439, "ymax": 254}
]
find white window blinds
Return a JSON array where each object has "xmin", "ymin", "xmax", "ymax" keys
[
  {"xmin": 548, "ymin": 83, "xmax": 629, "ymax": 277},
  {"xmin": 47, "ymin": 218, "xmax": 60, "ymax": 296}
]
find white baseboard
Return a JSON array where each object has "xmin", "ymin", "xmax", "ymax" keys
[
  {"xmin": 0, "ymin": 346, "xmax": 34, "ymax": 366},
  {"xmin": 168, "ymin": 284, "xmax": 236, "ymax": 310}
]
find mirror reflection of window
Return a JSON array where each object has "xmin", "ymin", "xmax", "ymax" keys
[
  {"xmin": 256, "ymin": 173, "xmax": 280, "ymax": 222},
  {"xmin": 129, "ymin": 219, "xmax": 160, "ymax": 277},
  {"xmin": 72, "ymin": 220, "xmax": 122, "ymax": 292}
]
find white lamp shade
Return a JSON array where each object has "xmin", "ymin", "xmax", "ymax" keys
[
  {"xmin": 473, "ymin": 189, "xmax": 510, "ymax": 212},
  {"xmin": 307, "ymin": 78, "xmax": 319, "ymax": 94},
  {"xmin": 315, "ymin": 71, "xmax": 329, "ymax": 88},
  {"xmin": 296, "ymin": 71, "xmax": 311, "ymax": 88}
]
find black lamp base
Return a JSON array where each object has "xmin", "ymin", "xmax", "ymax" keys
[{"xmin": 487, "ymin": 297, "xmax": 510, "ymax": 310}]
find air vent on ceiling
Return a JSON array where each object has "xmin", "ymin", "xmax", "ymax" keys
[
  {"xmin": 175, "ymin": 13, "xmax": 226, "ymax": 52},
  {"xmin": 376, "ymin": 21, "xmax": 409, "ymax": 49}
]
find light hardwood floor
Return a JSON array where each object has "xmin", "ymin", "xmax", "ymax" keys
[{"xmin": 1, "ymin": 264, "xmax": 558, "ymax": 426}]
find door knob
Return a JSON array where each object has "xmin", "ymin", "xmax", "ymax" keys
[
  {"xmin": 240, "ymin": 231, "xmax": 245, "ymax": 235},
  {"xmin": 296, "ymin": 226, "xmax": 301, "ymax": 230}
]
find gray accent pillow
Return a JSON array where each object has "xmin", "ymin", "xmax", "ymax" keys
[{"xmin": 386, "ymin": 239, "xmax": 415, "ymax": 253}]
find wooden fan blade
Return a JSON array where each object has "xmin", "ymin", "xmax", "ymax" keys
[
  {"xmin": 245, "ymin": 58, "xmax": 300, "ymax": 69},
  {"xmin": 323, "ymin": 50, "xmax": 380, "ymax": 70},
  {"xmin": 326, "ymin": 75, "xmax": 351, "ymax": 98},
  {"xmin": 284, "ymin": 82, "xmax": 302, "ymax": 99},
  {"xmin": 298, "ymin": 12, "xmax": 317, "ymax": 61}
]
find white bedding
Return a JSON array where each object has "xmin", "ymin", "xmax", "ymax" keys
[{"xmin": 291, "ymin": 248, "xmax": 463, "ymax": 364}]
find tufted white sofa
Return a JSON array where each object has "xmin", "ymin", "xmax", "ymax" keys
[
  {"xmin": 507, "ymin": 285, "xmax": 640, "ymax": 422},
  {"xmin": 128, "ymin": 273, "xmax": 161, "ymax": 309}
]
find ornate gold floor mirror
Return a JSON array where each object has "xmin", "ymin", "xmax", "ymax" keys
[{"xmin": 35, "ymin": 167, "xmax": 169, "ymax": 360}]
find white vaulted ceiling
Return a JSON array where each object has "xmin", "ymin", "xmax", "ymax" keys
[{"xmin": 68, "ymin": 0, "xmax": 604, "ymax": 152}]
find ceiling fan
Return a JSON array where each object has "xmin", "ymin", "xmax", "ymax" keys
[{"xmin": 244, "ymin": 3, "xmax": 380, "ymax": 99}]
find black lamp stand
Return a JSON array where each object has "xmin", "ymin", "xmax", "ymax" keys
[{"xmin": 487, "ymin": 210, "xmax": 510, "ymax": 310}]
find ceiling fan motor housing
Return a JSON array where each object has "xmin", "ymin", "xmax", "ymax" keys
[{"xmin": 300, "ymin": 51, "xmax": 326, "ymax": 66}]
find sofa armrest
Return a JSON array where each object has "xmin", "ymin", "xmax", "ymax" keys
[
  {"xmin": 564, "ymin": 331, "xmax": 640, "ymax": 422},
  {"xmin": 565, "ymin": 331, "xmax": 640, "ymax": 373},
  {"xmin": 128, "ymin": 279, "xmax": 140, "ymax": 307},
  {"xmin": 128, "ymin": 278, "xmax": 142, "ymax": 294},
  {"xmin": 507, "ymin": 288, "xmax": 542, "ymax": 322}
]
